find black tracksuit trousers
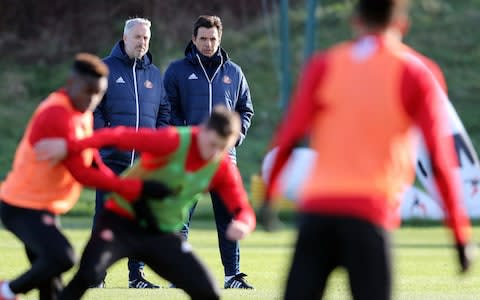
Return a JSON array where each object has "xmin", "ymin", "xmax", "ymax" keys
[
  {"xmin": 0, "ymin": 201, "xmax": 76, "ymax": 300},
  {"xmin": 284, "ymin": 213, "xmax": 392, "ymax": 300},
  {"xmin": 60, "ymin": 211, "xmax": 220, "ymax": 300}
]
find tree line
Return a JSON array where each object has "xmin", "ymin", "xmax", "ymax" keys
[{"xmin": 0, "ymin": 0, "xmax": 305, "ymax": 63}]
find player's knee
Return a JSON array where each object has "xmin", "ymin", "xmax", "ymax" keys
[
  {"xmin": 66, "ymin": 269, "xmax": 98, "ymax": 293},
  {"xmin": 44, "ymin": 257, "xmax": 75, "ymax": 275},
  {"xmin": 52, "ymin": 247, "xmax": 76, "ymax": 272},
  {"xmin": 75, "ymin": 263, "xmax": 105, "ymax": 287}
]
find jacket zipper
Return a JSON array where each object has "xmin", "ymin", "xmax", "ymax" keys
[
  {"xmin": 197, "ymin": 54, "xmax": 238, "ymax": 164},
  {"xmin": 130, "ymin": 58, "xmax": 140, "ymax": 166},
  {"xmin": 196, "ymin": 54, "xmax": 223, "ymax": 115}
]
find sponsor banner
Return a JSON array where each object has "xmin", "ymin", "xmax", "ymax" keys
[
  {"xmin": 261, "ymin": 147, "xmax": 316, "ymax": 201},
  {"xmin": 262, "ymin": 101, "xmax": 480, "ymax": 219}
]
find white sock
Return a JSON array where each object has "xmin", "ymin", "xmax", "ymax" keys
[
  {"xmin": 224, "ymin": 275, "xmax": 235, "ymax": 283},
  {"xmin": 1, "ymin": 281, "xmax": 15, "ymax": 299}
]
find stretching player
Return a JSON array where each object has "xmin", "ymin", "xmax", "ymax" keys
[
  {"xmin": 35, "ymin": 106, "xmax": 256, "ymax": 300},
  {"xmin": 0, "ymin": 53, "xmax": 166, "ymax": 300}
]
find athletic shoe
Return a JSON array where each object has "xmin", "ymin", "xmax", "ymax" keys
[
  {"xmin": 128, "ymin": 277, "xmax": 160, "ymax": 289},
  {"xmin": 224, "ymin": 273, "xmax": 254, "ymax": 289}
]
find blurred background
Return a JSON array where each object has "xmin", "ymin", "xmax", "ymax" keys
[{"xmin": 0, "ymin": 0, "xmax": 479, "ymax": 217}]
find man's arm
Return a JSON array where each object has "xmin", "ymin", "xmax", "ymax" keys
[
  {"xmin": 63, "ymin": 150, "xmax": 143, "ymax": 201},
  {"xmin": 265, "ymin": 53, "xmax": 327, "ymax": 201},
  {"xmin": 29, "ymin": 106, "xmax": 143, "ymax": 201},
  {"xmin": 164, "ymin": 65, "xmax": 186, "ymax": 126},
  {"xmin": 209, "ymin": 157, "xmax": 256, "ymax": 239},
  {"xmin": 93, "ymin": 95, "xmax": 107, "ymax": 129},
  {"xmin": 72, "ymin": 126, "xmax": 180, "ymax": 156},
  {"xmin": 234, "ymin": 70, "xmax": 254, "ymax": 146},
  {"xmin": 401, "ymin": 58, "xmax": 472, "ymax": 271},
  {"xmin": 34, "ymin": 126, "xmax": 181, "ymax": 165},
  {"xmin": 156, "ymin": 76, "xmax": 171, "ymax": 127}
]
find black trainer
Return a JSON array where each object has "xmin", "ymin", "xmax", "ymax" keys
[
  {"xmin": 128, "ymin": 271, "xmax": 160, "ymax": 289},
  {"xmin": 224, "ymin": 273, "xmax": 254, "ymax": 289}
]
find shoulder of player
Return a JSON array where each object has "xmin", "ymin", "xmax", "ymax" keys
[{"xmin": 35, "ymin": 105, "xmax": 74, "ymax": 124}]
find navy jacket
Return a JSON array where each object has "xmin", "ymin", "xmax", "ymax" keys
[
  {"xmin": 94, "ymin": 41, "xmax": 170, "ymax": 166},
  {"xmin": 164, "ymin": 42, "xmax": 254, "ymax": 159}
]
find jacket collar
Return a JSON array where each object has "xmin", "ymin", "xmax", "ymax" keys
[
  {"xmin": 184, "ymin": 41, "xmax": 229, "ymax": 65},
  {"xmin": 110, "ymin": 40, "xmax": 153, "ymax": 69}
]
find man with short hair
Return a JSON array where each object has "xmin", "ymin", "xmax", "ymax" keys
[
  {"xmin": 262, "ymin": 0, "xmax": 474, "ymax": 299},
  {"xmin": 93, "ymin": 17, "xmax": 170, "ymax": 288},
  {"xmin": 0, "ymin": 53, "xmax": 166, "ymax": 300},
  {"xmin": 164, "ymin": 15, "xmax": 255, "ymax": 289},
  {"xmin": 35, "ymin": 106, "xmax": 256, "ymax": 300}
]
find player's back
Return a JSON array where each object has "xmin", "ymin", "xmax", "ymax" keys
[{"xmin": 304, "ymin": 35, "xmax": 416, "ymax": 205}]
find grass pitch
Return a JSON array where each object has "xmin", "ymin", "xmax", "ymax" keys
[{"xmin": 0, "ymin": 218, "xmax": 479, "ymax": 299}]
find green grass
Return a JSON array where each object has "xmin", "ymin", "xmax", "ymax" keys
[{"xmin": 1, "ymin": 219, "xmax": 480, "ymax": 299}]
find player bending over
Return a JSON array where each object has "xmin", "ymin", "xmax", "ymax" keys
[{"xmin": 35, "ymin": 105, "xmax": 256, "ymax": 300}]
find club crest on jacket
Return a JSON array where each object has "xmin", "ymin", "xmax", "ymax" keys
[
  {"xmin": 144, "ymin": 80, "xmax": 153, "ymax": 89},
  {"xmin": 223, "ymin": 75, "xmax": 232, "ymax": 84}
]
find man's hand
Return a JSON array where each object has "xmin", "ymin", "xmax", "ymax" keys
[
  {"xmin": 140, "ymin": 180, "xmax": 174, "ymax": 200},
  {"xmin": 456, "ymin": 242, "xmax": 476, "ymax": 273},
  {"xmin": 132, "ymin": 180, "xmax": 174, "ymax": 232},
  {"xmin": 34, "ymin": 138, "xmax": 68, "ymax": 165},
  {"xmin": 132, "ymin": 196, "xmax": 159, "ymax": 232},
  {"xmin": 259, "ymin": 202, "xmax": 282, "ymax": 232},
  {"xmin": 226, "ymin": 220, "xmax": 251, "ymax": 240}
]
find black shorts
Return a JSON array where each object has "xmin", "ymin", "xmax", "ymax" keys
[
  {"xmin": 284, "ymin": 213, "xmax": 392, "ymax": 300},
  {"xmin": 60, "ymin": 210, "xmax": 220, "ymax": 300},
  {"xmin": 0, "ymin": 201, "xmax": 76, "ymax": 298}
]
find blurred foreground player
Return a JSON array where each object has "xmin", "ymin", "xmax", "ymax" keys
[
  {"xmin": 36, "ymin": 106, "xmax": 256, "ymax": 300},
  {"xmin": 0, "ymin": 53, "xmax": 166, "ymax": 300},
  {"xmin": 262, "ymin": 0, "xmax": 474, "ymax": 299}
]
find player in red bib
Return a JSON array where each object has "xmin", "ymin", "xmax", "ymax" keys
[
  {"xmin": 0, "ymin": 54, "xmax": 167, "ymax": 300},
  {"xmin": 34, "ymin": 106, "xmax": 255, "ymax": 300},
  {"xmin": 262, "ymin": 1, "xmax": 473, "ymax": 299}
]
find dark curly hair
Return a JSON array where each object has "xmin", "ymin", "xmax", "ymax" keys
[
  {"xmin": 72, "ymin": 53, "xmax": 109, "ymax": 78},
  {"xmin": 193, "ymin": 15, "xmax": 223, "ymax": 38},
  {"xmin": 355, "ymin": 0, "xmax": 409, "ymax": 29}
]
